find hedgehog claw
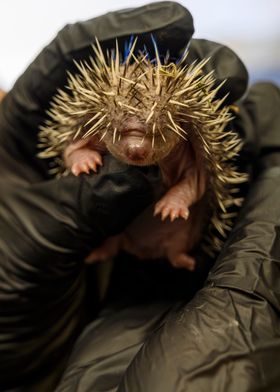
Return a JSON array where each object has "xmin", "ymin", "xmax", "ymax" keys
[
  {"xmin": 89, "ymin": 161, "xmax": 98, "ymax": 172},
  {"xmin": 179, "ymin": 208, "xmax": 189, "ymax": 220},
  {"xmin": 170, "ymin": 210, "xmax": 179, "ymax": 222},
  {"xmin": 161, "ymin": 208, "xmax": 170, "ymax": 221},
  {"xmin": 72, "ymin": 168, "xmax": 79, "ymax": 176}
]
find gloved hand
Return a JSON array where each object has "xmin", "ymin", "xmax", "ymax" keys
[
  {"xmin": 53, "ymin": 83, "xmax": 280, "ymax": 392},
  {"xmin": 116, "ymin": 83, "xmax": 280, "ymax": 392},
  {"xmin": 0, "ymin": 140, "xmax": 160, "ymax": 390},
  {"xmin": 0, "ymin": 2, "xmax": 193, "ymax": 388},
  {"xmin": 1, "ymin": 2, "xmax": 276, "ymax": 391}
]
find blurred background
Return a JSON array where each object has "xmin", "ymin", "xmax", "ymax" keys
[{"xmin": 0, "ymin": 0, "xmax": 279, "ymax": 90}]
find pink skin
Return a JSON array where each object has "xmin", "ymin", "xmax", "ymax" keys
[
  {"xmin": 64, "ymin": 138, "xmax": 104, "ymax": 175},
  {"xmin": 64, "ymin": 125, "xmax": 207, "ymax": 271}
]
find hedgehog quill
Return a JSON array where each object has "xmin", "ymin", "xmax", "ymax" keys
[{"xmin": 38, "ymin": 37, "xmax": 247, "ymax": 269}]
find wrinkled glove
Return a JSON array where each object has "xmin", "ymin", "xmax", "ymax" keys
[
  {"xmin": 0, "ymin": 2, "xmax": 196, "ymax": 388},
  {"xmin": 116, "ymin": 83, "xmax": 280, "ymax": 392},
  {"xmin": 0, "ymin": 144, "xmax": 160, "ymax": 390},
  {"xmin": 0, "ymin": 1, "xmax": 270, "ymax": 390},
  {"xmin": 53, "ymin": 83, "xmax": 280, "ymax": 392}
]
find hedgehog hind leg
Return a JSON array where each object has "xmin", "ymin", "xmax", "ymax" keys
[
  {"xmin": 168, "ymin": 252, "xmax": 196, "ymax": 271},
  {"xmin": 85, "ymin": 234, "xmax": 122, "ymax": 264}
]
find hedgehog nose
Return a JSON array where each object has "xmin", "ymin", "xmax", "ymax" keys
[{"xmin": 126, "ymin": 145, "xmax": 148, "ymax": 161}]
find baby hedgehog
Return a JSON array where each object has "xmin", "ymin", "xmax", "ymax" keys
[{"xmin": 38, "ymin": 38, "xmax": 247, "ymax": 270}]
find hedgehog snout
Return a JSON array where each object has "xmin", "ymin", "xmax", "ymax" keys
[{"xmin": 125, "ymin": 144, "xmax": 149, "ymax": 161}]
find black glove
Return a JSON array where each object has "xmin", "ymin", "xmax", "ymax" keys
[
  {"xmin": 0, "ymin": 143, "xmax": 161, "ymax": 390},
  {"xmin": 53, "ymin": 83, "xmax": 280, "ymax": 392},
  {"xmin": 1, "ymin": 1, "xmax": 272, "ymax": 390},
  {"xmin": 0, "ymin": 1, "xmax": 195, "ymax": 389},
  {"xmin": 116, "ymin": 83, "xmax": 280, "ymax": 392}
]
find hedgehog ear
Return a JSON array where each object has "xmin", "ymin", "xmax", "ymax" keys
[{"xmin": 187, "ymin": 39, "xmax": 249, "ymax": 105}]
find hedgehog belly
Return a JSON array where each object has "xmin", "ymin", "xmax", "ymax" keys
[
  {"xmin": 67, "ymin": 134, "xmax": 209, "ymax": 269},
  {"xmin": 120, "ymin": 139, "xmax": 209, "ymax": 269},
  {"xmin": 121, "ymin": 200, "xmax": 207, "ymax": 269}
]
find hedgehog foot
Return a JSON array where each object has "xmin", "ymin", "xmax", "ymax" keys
[
  {"xmin": 169, "ymin": 252, "xmax": 196, "ymax": 271},
  {"xmin": 85, "ymin": 234, "xmax": 122, "ymax": 264},
  {"xmin": 70, "ymin": 149, "xmax": 103, "ymax": 176}
]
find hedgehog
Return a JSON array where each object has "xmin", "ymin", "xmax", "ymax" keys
[{"xmin": 38, "ymin": 37, "xmax": 247, "ymax": 270}]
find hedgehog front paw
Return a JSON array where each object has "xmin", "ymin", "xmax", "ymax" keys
[
  {"xmin": 154, "ymin": 195, "xmax": 190, "ymax": 222},
  {"xmin": 71, "ymin": 150, "xmax": 103, "ymax": 176}
]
